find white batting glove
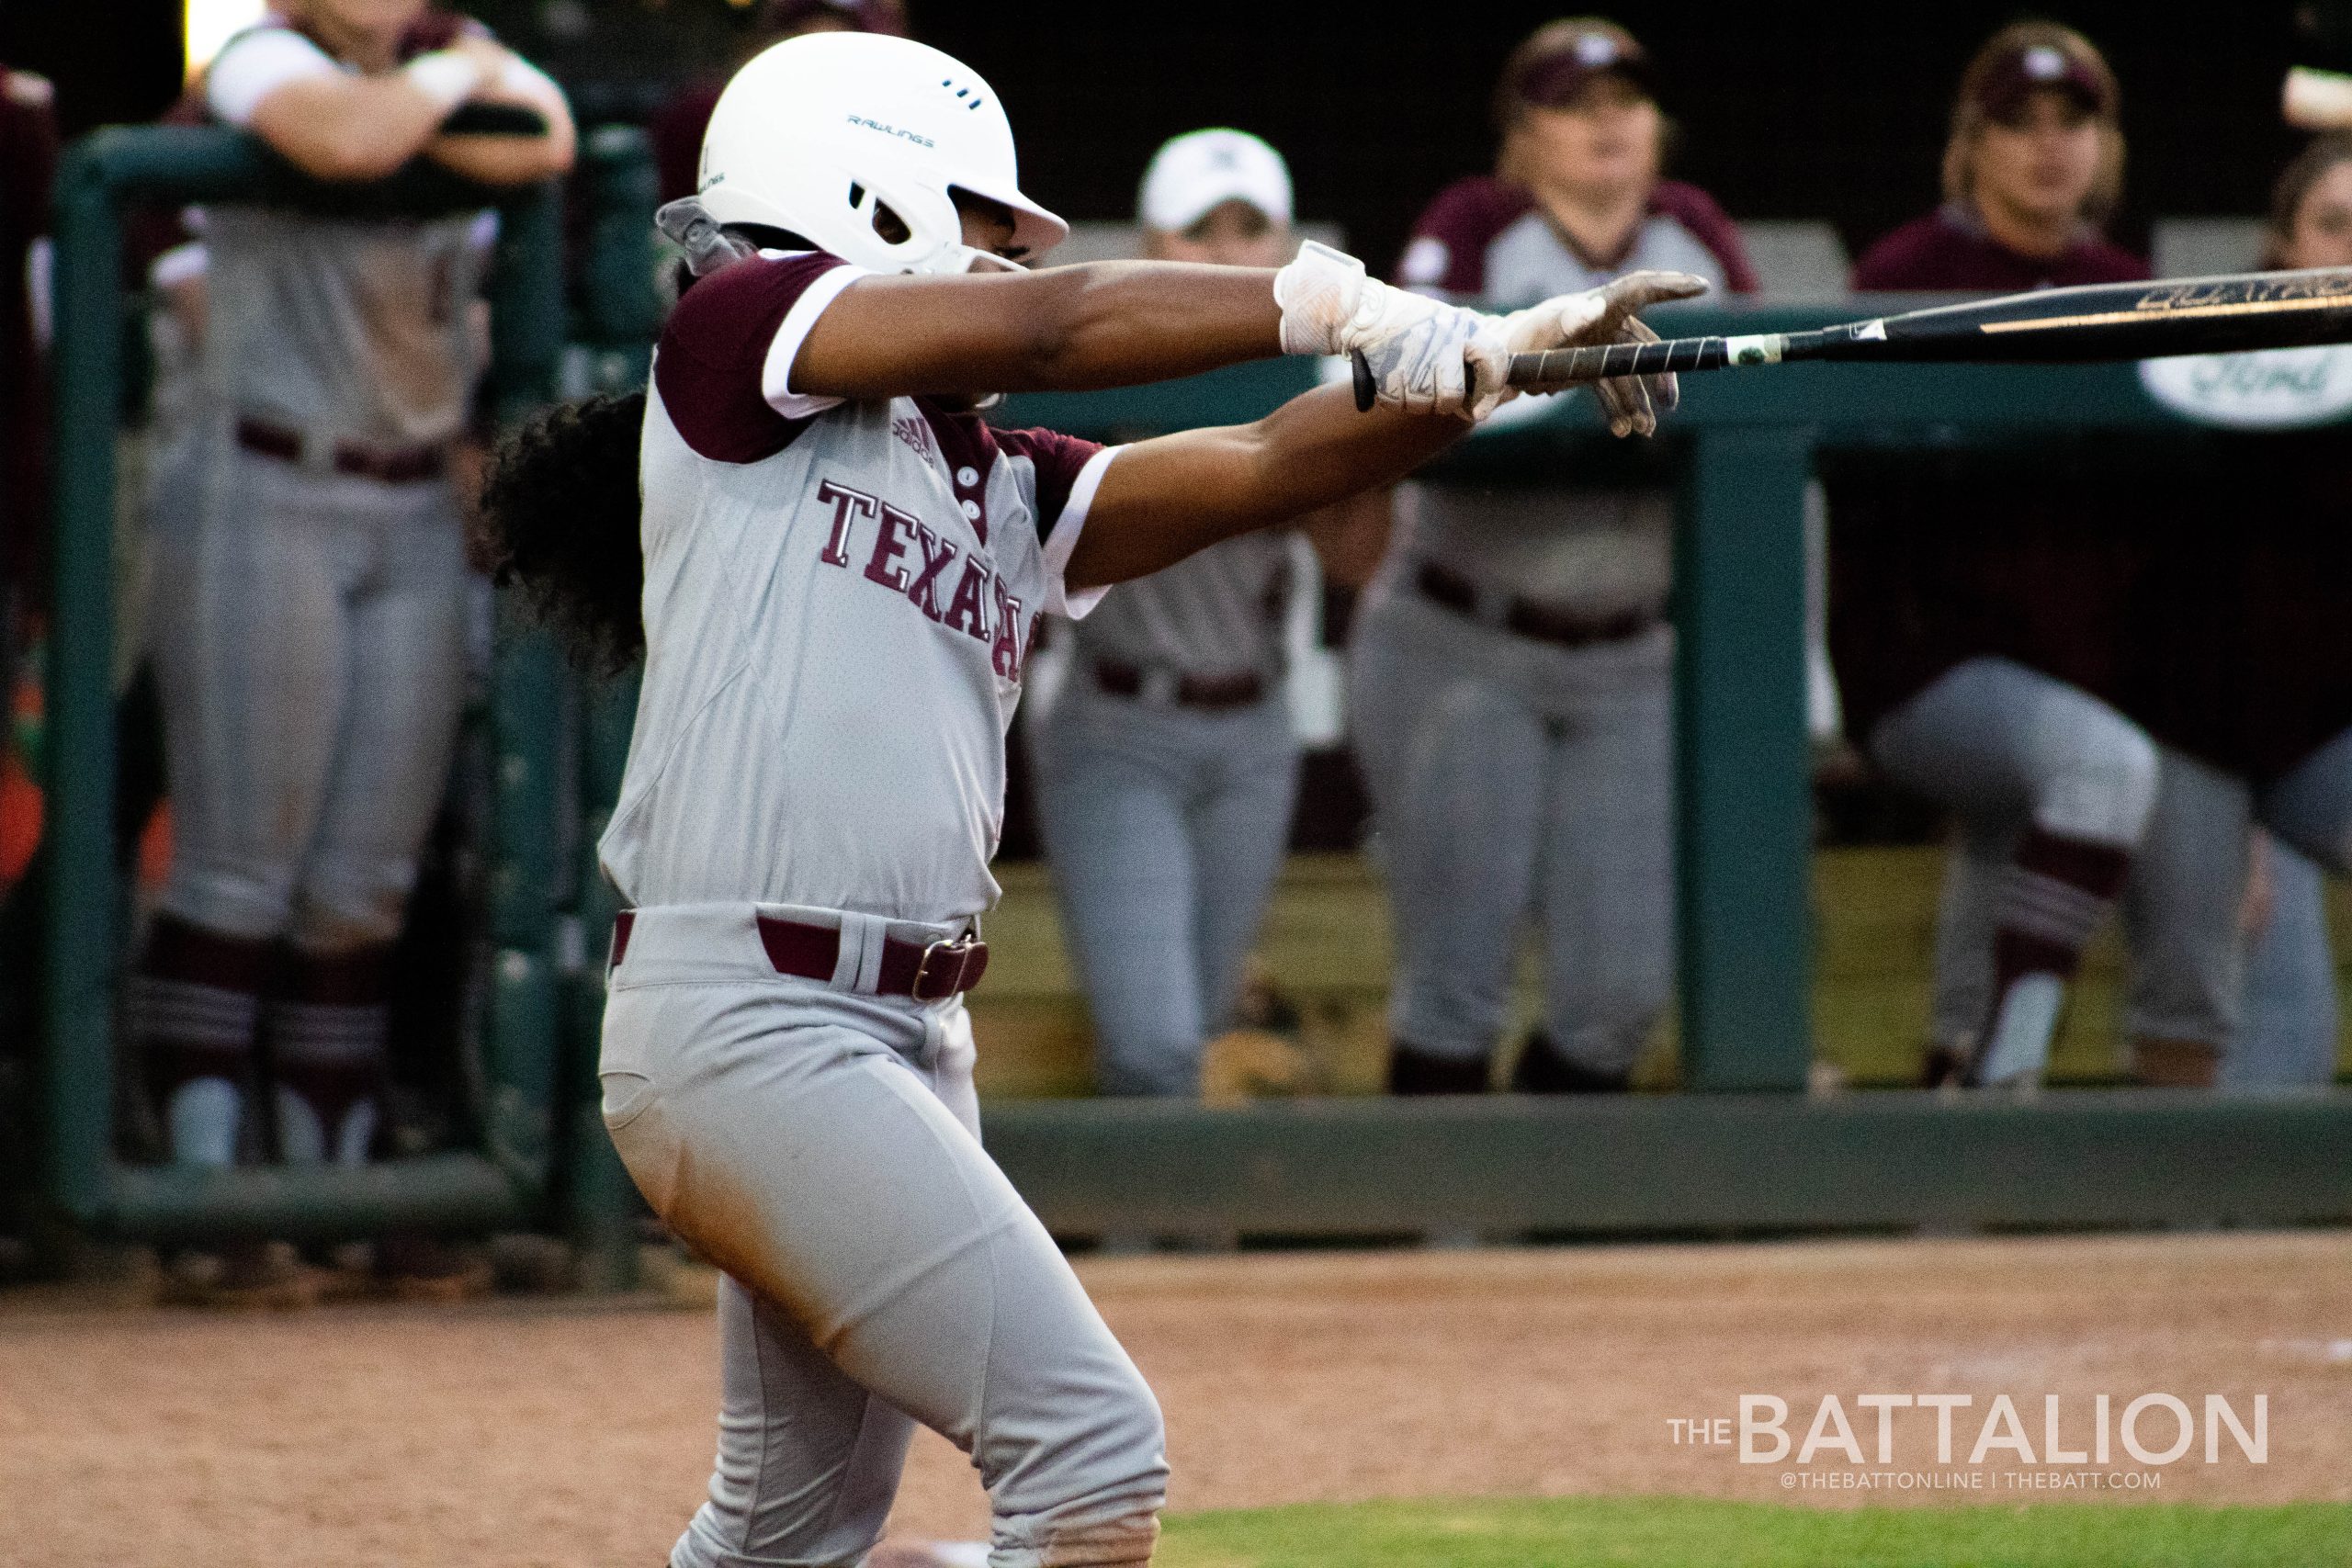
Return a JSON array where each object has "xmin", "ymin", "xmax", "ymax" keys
[
  {"xmin": 1274, "ymin": 241, "xmax": 1491, "ymax": 420},
  {"xmin": 1470, "ymin": 270, "xmax": 1713, "ymax": 436}
]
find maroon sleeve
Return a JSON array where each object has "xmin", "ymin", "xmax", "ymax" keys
[
  {"xmin": 992, "ymin": 425, "xmax": 1105, "ymax": 540},
  {"xmin": 2071, "ymin": 239, "xmax": 2152, "ymax": 284},
  {"xmin": 651, "ymin": 252, "xmax": 852, "ymax": 464},
  {"xmin": 1851, "ymin": 215, "xmax": 1961, "ymax": 290},
  {"xmin": 1394, "ymin": 176, "xmax": 1533, "ymax": 294},
  {"xmin": 1645, "ymin": 181, "xmax": 1758, "ymax": 295},
  {"xmin": 396, "ymin": 8, "xmax": 486, "ymax": 56}
]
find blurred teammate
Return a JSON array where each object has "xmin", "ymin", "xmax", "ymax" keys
[
  {"xmin": 2111, "ymin": 134, "xmax": 2352, "ymax": 1088},
  {"xmin": 1351, "ymin": 18, "xmax": 1752, "ymax": 1094},
  {"xmin": 1830, "ymin": 23, "xmax": 2161, "ymax": 1089},
  {"xmin": 1033, "ymin": 129, "xmax": 1313, "ymax": 1098},
  {"xmin": 481, "ymin": 32, "xmax": 1690, "ymax": 1565},
  {"xmin": 133, "ymin": 0, "xmax": 572, "ymax": 1301}
]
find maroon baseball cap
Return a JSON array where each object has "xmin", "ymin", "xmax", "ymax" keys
[
  {"xmin": 758, "ymin": 0, "xmax": 908, "ymax": 38},
  {"xmin": 1507, "ymin": 19, "xmax": 1656, "ymax": 110},
  {"xmin": 1971, "ymin": 36, "xmax": 2113, "ymax": 120}
]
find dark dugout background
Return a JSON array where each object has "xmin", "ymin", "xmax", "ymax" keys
[{"xmin": 3, "ymin": 1, "xmax": 2324, "ymax": 268}]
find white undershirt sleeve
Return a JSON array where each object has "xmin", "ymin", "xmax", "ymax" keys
[
  {"xmin": 1041, "ymin": 446, "xmax": 1124, "ymax": 619},
  {"xmin": 757, "ymin": 259, "xmax": 868, "ymax": 419},
  {"xmin": 205, "ymin": 29, "xmax": 343, "ymax": 127}
]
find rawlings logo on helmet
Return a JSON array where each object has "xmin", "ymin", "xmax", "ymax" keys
[{"xmin": 846, "ymin": 115, "xmax": 935, "ymax": 149}]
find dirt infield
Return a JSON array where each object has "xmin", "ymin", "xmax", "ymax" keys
[{"xmin": 2, "ymin": 1230, "xmax": 2346, "ymax": 1567}]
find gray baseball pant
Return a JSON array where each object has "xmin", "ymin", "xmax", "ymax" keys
[
  {"xmin": 150, "ymin": 439, "xmax": 469, "ymax": 950},
  {"xmin": 1033, "ymin": 679, "xmax": 1299, "ymax": 1097},
  {"xmin": 1347, "ymin": 579, "xmax": 1673, "ymax": 1077},
  {"xmin": 1871, "ymin": 656, "xmax": 2159, "ymax": 1079},
  {"xmin": 136, "ymin": 436, "xmax": 469, "ymax": 1168},
  {"xmin": 601, "ymin": 903, "xmax": 1167, "ymax": 1568},
  {"xmin": 1929, "ymin": 728, "xmax": 2349, "ymax": 1087},
  {"xmin": 2115, "ymin": 731, "xmax": 2351, "ymax": 1086}
]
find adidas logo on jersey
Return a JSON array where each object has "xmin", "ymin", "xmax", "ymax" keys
[{"xmin": 814, "ymin": 478, "xmax": 1034, "ymax": 680}]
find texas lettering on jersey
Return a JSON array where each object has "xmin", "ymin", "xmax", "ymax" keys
[{"xmin": 815, "ymin": 476, "xmax": 1034, "ymax": 680}]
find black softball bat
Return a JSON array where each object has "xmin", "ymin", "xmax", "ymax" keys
[{"xmin": 1347, "ymin": 267, "xmax": 2352, "ymax": 411}]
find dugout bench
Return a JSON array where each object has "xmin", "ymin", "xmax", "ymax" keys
[{"xmin": 32, "ymin": 126, "xmax": 2352, "ymax": 1276}]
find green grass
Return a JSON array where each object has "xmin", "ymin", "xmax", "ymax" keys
[{"xmin": 1155, "ymin": 1495, "xmax": 2352, "ymax": 1568}]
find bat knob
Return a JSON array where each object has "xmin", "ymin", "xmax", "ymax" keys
[{"xmin": 1351, "ymin": 349, "xmax": 1374, "ymax": 412}]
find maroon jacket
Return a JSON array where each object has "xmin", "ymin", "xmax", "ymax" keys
[
  {"xmin": 1851, "ymin": 203, "xmax": 2147, "ymax": 292},
  {"xmin": 1830, "ymin": 205, "xmax": 2352, "ymax": 784}
]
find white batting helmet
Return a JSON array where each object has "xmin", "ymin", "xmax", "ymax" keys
[{"xmin": 696, "ymin": 32, "xmax": 1068, "ymax": 275}]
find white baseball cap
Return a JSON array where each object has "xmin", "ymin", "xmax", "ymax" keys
[{"xmin": 1138, "ymin": 128, "xmax": 1293, "ymax": 233}]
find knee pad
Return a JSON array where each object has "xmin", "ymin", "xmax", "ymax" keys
[
  {"xmin": 158, "ymin": 860, "xmax": 297, "ymax": 945},
  {"xmin": 2037, "ymin": 717, "xmax": 2159, "ymax": 848},
  {"xmin": 288, "ymin": 864, "xmax": 415, "ymax": 952}
]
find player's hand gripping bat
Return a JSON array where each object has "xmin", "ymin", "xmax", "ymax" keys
[{"xmin": 1350, "ymin": 267, "xmax": 2352, "ymax": 411}]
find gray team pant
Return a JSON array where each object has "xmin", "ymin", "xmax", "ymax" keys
[
  {"xmin": 1869, "ymin": 657, "xmax": 2160, "ymax": 1056},
  {"xmin": 1348, "ymin": 576, "xmax": 1674, "ymax": 1075},
  {"xmin": 1034, "ymin": 678, "xmax": 1299, "ymax": 1096},
  {"xmin": 150, "ymin": 439, "xmax": 469, "ymax": 949},
  {"xmin": 2115, "ymin": 733, "xmax": 2352, "ymax": 1085},
  {"xmin": 601, "ymin": 903, "xmax": 1167, "ymax": 1568}
]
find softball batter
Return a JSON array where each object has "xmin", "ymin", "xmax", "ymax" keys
[{"xmin": 482, "ymin": 32, "xmax": 1696, "ymax": 1566}]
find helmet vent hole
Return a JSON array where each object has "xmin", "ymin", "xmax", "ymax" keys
[
  {"xmin": 848, "ymin": 181, "xmax": 866, "ymax": 209},
  {"xmin": 871, "ymin": 202, "xmax": 911, "ymax": 245}
]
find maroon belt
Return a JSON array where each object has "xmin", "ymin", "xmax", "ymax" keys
[
  {"xmin": 1093, "ymin": 659, "xmax": 1267, "ymax": 710},
  {"xmin": 235, "ymin": 417, "xmax": 447, "ymax": 485},
  {"xmin": 610, "ymin": 910, "xmax": 989, "ymax": 1001},
  {"xmin": 1415, "ymin": 561, "xmax": 1657, "ymax": 649}
]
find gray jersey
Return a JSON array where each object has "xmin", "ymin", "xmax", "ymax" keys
[
  {"xmin": 599, "ymin": 251, "xmax": 1114, "ymax": 923},
  {"xmin": 1066, "ymin": 530, "xmax": 1290, "ymax": 680},
  {"xmin": 204, "ymin": 25, "xmax": 487, "ymax": 446},
  {"xmin": 1395, "ymin": 175, "xmax": 1745, "ymax": 609}
]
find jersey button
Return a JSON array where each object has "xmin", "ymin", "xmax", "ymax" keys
[
  {"xmin": 956, "ymin": 465, "xmax": 979, "ymax": 488},
  {"xmin": 960, "ymin": 499, "xmax": 982, "ymax": 521}
]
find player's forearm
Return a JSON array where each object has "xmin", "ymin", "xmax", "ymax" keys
[
  {"xmin": 795, "ymin": 262, "xmax": 1282, "ymax": 400},
  {"xmin": 1063, "ymin": 384, "xmax": 1462, "ymax": 589},
  {"xmin": 247, "ymin": 76, "xmax": 465, "ymax": 182},
  {"xmin": 424, "ymin": 130, "xmax": 574, "ymax": 186},
  {"xmin": 426, "ymin": 70, "xmax": 576, "ymax": 184}
]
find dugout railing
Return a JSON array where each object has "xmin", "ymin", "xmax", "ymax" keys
[
  {"xmin": 35, "ymin": 126, "xmax": 2352, "ymax": 1268},
  {"xmin": 31, "ymin": 125, "xmax": 610, "ymax": 1264},
  {"xmin": 980, "ymin": 331, "xmax": 2352, "ymax": 1237}
]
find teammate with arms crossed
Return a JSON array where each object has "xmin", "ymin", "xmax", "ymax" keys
[
  {"xmin": 133, "ymin": 0, "xmax": 571, "ymax": 1298},
  {"xmin": 1034, "ymin": 129, "xmax": 1325, "ymax": 1099},
  {"xmin": 1354, "ymin": 18, "xmax": 1752, "ymax": 1095},
  {"xmin": 482, "ymin": 33, "xmax": 1695, "ymax": 1568}
]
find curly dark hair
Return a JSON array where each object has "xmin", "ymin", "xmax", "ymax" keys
[{"xmin": 477, "ymin": 390, "xmax": 648, "ymax": 674}]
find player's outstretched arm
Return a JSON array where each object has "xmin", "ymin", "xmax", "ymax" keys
[
  {"xmin": 794, "ymin": 261, "xmax": 1285, "ymax": 400},
  {"xmin": 793, "ymin": 241, "xmax": 1548, "ymax": 413},
  {"xmin": 1060, "ymin": 384, "xmax": 1464, "ymax": 591}
]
